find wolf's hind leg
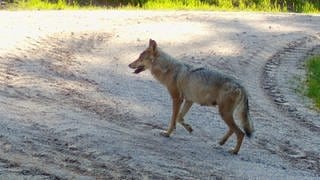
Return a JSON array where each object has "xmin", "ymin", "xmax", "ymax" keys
[
  {"xmin": 219, "ymin": 101, "xmax": 244, "ymax": 154},
  {"xmin": 177, "ymin": 101, "xmax": 193, "ymax": 133}
]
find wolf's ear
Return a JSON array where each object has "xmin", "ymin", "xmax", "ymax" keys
[{"xmin": 149, "ymin": 39, "xmax": 157, "ymax": 52}]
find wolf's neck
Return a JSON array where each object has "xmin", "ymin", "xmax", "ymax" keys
[
  {"xmin": 154, "ymin": 49, "xmax": 179, "ymax": 67},
  {"xmin": 150, "ymin": 49, "xmax": 182, "ymax": 84}
]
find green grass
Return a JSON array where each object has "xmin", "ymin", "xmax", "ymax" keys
[
  {"xmin": 7, "ymin": 0, "xmax": 320, "ymax": 12},
  {"xmin": 142, "ymin": 0, "xmax": 212, "ymax": 10},
  {"xmin": 143, "ymin": 0, "xmax": 276, "ymax": 11},
  {"xmin": 306, "ymin": 55, "xmax": 320, "ymax": 109},
  {"xmin": 12, "ymin": 0, "xmax": 80, "ymax": 10},
  {"xmin": 142, "ymin": 0, "xmax": 320, "ymax": 12}
]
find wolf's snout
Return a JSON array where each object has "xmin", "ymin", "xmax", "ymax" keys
[{"xmin": 129, "ymin": 61, "xmax": 145, "ymax": 74}]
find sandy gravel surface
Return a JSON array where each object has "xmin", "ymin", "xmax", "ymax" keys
[{"xmin": 0, "ymin": 10, "xmax": 319, "ymax": 179}]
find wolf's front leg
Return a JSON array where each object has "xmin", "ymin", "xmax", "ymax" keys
[{"xmin": 160, "ymin": 97, "xmax": 183, "ymax": 137}]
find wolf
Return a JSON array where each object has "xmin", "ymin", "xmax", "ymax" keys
[{"xmin": 129, "ymin": 39, "xmax": 254, "ymax": 154}]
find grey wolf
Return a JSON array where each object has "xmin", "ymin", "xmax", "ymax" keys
[{"xmin": 129, "ymin": 39, "xmax": 254, "ymax": 154}]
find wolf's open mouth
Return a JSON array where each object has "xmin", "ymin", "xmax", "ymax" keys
[{"xmin": 134, "ymin": 66, "xmax": 145, "ymax": 74}]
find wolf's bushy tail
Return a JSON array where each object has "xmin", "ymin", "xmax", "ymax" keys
[{"xmin": 238, "ymin": 89, "xmax": 254, "ymax": 137}]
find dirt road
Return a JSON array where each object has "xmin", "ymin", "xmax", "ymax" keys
[{"xmin": 0, "ymin": 11, "xmax": 319, "ymax": 179}]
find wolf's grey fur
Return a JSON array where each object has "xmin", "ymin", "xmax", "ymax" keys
[{"xmin": 129, "ymin": 39, "xmax": 254, "ymax": 154}]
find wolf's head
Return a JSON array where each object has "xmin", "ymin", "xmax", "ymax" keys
[{"xmin": 129, "ymin": 39, "xmax": 158, "ymax": 74}]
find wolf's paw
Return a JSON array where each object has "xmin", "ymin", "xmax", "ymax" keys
[
  {"xmin": 180, "ymin": 123, "xmax": 193, "ymax": 133},
  {"xmin": 185, "ymin": 124, "xmax": 193, "ymax": 133},
  {"xmin": 219, "ymin": 139, "xmax": 226, "ymax": 146},
  {"xmin": 228, "ymin": 149, "xmax": 239, "ymax": 155},
  {"xmin": 160, "ymin": 131, "xmax": 170, "ymax": 137}
]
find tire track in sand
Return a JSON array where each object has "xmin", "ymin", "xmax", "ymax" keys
[
  {"xmin": 1, "ymin": 11, "xmax": 320, "ymax": 179},
  {"xmin": 261, "ymin": 34, "xmax": 320, "ymax": 175},
  {"xmin": 0, "ymin": 33, "xmax": 162, "ymax": 179}
]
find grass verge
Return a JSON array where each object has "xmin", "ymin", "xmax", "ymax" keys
[
  {"xmin": 306, "ymin": 55, "xmax": 320, "ymax": 109},
  {"xmin": 5, "ymin": 0, "xmax": 320, "ymax": 13},
  {"xmin": 142, "ymin": 0, "xmax": 282, "ymax": 11},
  {"xmin": 11, "ymin": 0, "xmax": 81, "ymax": 10}
]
